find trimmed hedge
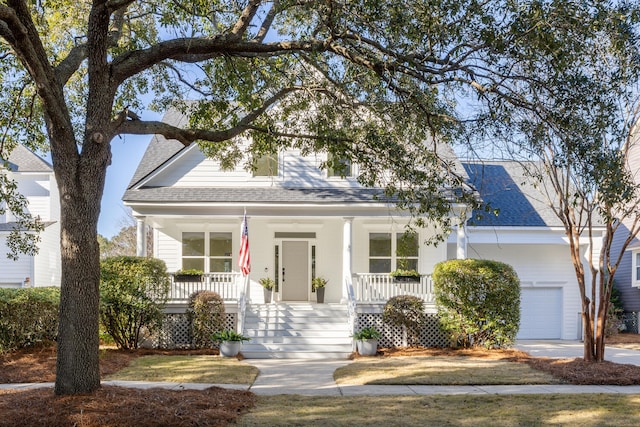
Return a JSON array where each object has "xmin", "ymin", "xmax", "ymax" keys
[
  {"xmin": 100, "ymin": 256, "xmax": 170, "ymax": 349},
  {"xmin": 187, "ymin": 290, "xmax": 226, "ymax": 348},
  {"xmin": 432, "ymin": 259, "xmax": 520, "ymax": 348},
  {"xmin": 0, "ymin": 287, "xmax": 59, "ymax": 352}
]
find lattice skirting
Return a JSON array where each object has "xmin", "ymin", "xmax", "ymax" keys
[
  {"xmin": 355, "ymin": 312, "xmax": 450, "ymax": 348},
  {"xmin": 141, "ymin": 312, "xmax": 237, "ymax": 349},
  {"xmin": 623, "ymin": 312, "xmax": 639, "ymax": 334}
]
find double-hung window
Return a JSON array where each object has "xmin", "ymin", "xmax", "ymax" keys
[
  {"xmin": 368, "ymin": 232, "xmax": 419, "ymax": 273},
  {"xmin": 181, "ymin": 232, "xmax": 233, "ymax": 272}
]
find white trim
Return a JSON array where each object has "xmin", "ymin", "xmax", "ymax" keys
[
  {"xmin": 632, "ymin": 249, "xmax": 640, "ymax": 288},
  {"xmin": 134, "ymin": 143, "xmax": 198, "ymax": 189}
]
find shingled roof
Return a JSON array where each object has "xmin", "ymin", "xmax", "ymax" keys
[
  {"xmin": 123, "ymin": 186, "xmax": 390, "ymax": 204},
  {"xmin": 3, "ymin": 145, "xmax": 52, "ymax": 172},
  {"xmin": 462, "ymin": 161, "xmax": 563, "ymax": 227}
]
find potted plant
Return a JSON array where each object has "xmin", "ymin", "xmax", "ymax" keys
[
  {"xmin": 211, "ymin": 329, "xmax": 250, "ymax": 357},
  {"xmin": 259, "ymin": 277, "xmax": 275, "ymax": 303},
  {"xmin": 174, "ymin": 268, "xmax": 204, "ymax": 282},
  {"xmin": 312, "ymin": 277, "xmax": 327, "ymax": 303},
  {"xmin": 390, "ymin": 269, "xmax": 421, "ymax": 283},
  {"xmin": 353, "ymin": 326, "xmax": 381, "ymax": 356}
]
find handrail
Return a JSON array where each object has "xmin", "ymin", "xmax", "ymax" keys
[
  {"xmin": 167, "ymin": 272, "xmax": 242, "ymax": 303},
  {"xmin": 345, "ymin": 274, "xmax": 357, "ymax": 336},
  {"xmin": 353, "ymin": 273, "xmax": 434, "ymax": 303},
  {"xmin": 237, "ymin": 274, "xmax": 249, "ymax": 334}
]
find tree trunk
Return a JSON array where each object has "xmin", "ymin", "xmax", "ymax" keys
[
  {"xmin": 52, "ymin": 136, "xmax": 109, "ymax": 394},
  {"xmin": 54, "ymin": 187, "xmax": 102, "ymax": 394}
]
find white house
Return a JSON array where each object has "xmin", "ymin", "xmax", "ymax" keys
[
  {"xmin": 123, "ymin": 111, "xmax": 588, "ymax": 356},
  {"xmin": 0, "ymin": 145, "xmax": 61, "ymax": 288}
]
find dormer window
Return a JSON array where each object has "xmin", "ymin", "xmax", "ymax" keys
[
  {"xmin": 253, "ymin": 153, "xmax": 278, "ymax": 177},
  {"xmin": 327, "ymin": 154, "xmax": 352, "ymax": 178}
]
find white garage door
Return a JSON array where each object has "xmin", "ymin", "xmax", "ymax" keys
[{"xmin": 518, "ymin": 287, "xmax": 563, "ymax": 339}]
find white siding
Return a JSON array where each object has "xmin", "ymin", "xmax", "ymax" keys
[
  {"xmin": 33, "ymin": 223, "xmax": 61, "ymax": 287},
  {"xmin": 144, "ymin": 145, "xmax": 360, "ymax": 189},
  {"xmin": 0, "ymin": 235, "xmax": 32, "ymax": 286}
]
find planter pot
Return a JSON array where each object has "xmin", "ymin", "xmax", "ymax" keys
[
  {"xmin": 356, "ymin": 339, "xmax": 379, "ymax": 356},
  {"xmin": 263, "ymin": 288, "xmax": 272, "ymax": 303},
  {"xmin": 393, "ymin": 275, "xmax": 420, "ymax": 283},
  {"xmin": 219, "ymin": 341, "xmax": 242, "ymax": 357},
  {"xmin": 315, "ymin": 287, "xmax": 325, "ymax": 303}
]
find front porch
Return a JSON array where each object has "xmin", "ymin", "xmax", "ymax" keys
[{"xmin": 159, "ymin": 272, "xmax": 447, "ymax": 357}]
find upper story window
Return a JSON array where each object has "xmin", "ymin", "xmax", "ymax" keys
[
  {"xmin": 368, "ymin": 232, "xmax": 419, "ymax": 273},
  {"xmin": 327, "ymin": 153, "xmax": 352, "ymax": 178},
  {"xmin": 182, "ymin": 231, "xmax": 233, "ymax": 272},
  {"xmin": 253, "ymin": 153, "xmax": 278, "ymax": 177}
]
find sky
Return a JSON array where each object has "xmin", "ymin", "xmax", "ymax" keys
[{"xmin": 98, "ymin": 131, "xmax": 153, "ymax": 238}]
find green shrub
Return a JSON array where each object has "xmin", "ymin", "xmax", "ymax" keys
[
  {"xmin": 432, "ymin": 259, "xmax": 520, "ymax": 349},
  {"xmin": 353, "ymin": 326, "xmax": 381, "ymax": 340},
  {"xmin": 382, "ymin": 295, "xmax": 425, "ymax": 347},
  {"xmin": 0, "ymin": 287, "xmax": 59, "ymax": 352},
  {"xmin": 187, "ymin": 290, "xmax": 226, "ymax": 348},
  {"xmin": 100, "ymin": 256, "xmax": 170, "ymax": 349}
]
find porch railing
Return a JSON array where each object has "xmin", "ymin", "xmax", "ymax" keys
[
  {"xmin": 168, "ymin": 272, "xmax": 242, "ymax": 303},
  {"xmin": 353, "ymin": 273, "xmax": 435, "ymax": 303}
]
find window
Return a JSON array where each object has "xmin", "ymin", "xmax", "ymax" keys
[
  {"xmin": 209, "ymin": 233, "xmax": 233, "ymax": 272},
  {"xmin": 182, "ymin": 232, "xmax": 205, "ymax": 271},
  {"xmin": 368, "ymin": 232, "xmax": 419, "ymax": 273},
  {"xmin": 635, "ymin": 252, "xmax": 640, "ymax": 286},
  {"xmin": 182, "ymin": 231, "xmax": 233, "ymax": 272},
  {"xmin": 327, "ymin": 153, "xmax": 352, "ymax": 177},
  {"xmin": 253, "ymin": 153, "xmax": 278, "ymax": 177},
  {"xmin": 369, "ymin": 233, "xmax": 391, "ymax": 273}
]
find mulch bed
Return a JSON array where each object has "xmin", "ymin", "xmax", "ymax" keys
[{"xmin": 0, "ymin": 386, "xmax": 256, "ymax": 427}]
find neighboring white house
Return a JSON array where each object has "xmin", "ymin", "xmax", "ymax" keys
[
  {"xmin": 0, "ymin": 145, "xmax": 61, "ymax": 288},
  {"xmin": 123, "ymin": 111, "xmax": 590, "ymax": 356}
]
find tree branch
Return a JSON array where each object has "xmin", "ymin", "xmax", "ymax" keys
[
  {"xmin": 231, "ymin": 0, "xmax": 262, "ymax": 39},
  {"xmin": 254, "ymin": 0, "xmax": 278, "ymax": 43},
  {"xmin": 110, "ymin": 86, "xmax": 301, "ymax": 143}
]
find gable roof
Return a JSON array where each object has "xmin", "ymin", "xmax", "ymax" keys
[
  {"xmin": 3, "ymin": 145, "xmax": 52, "ymax": 172},
  {"xmin": 127, "ymin": 108, "xmax": 188, "ymax": 189},
  {"xmin": 462, "ymin": 161, "xmax": 563, "ymax": 227}
]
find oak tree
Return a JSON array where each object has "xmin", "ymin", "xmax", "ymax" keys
[{"xmin": 0, "ymin": 0, "xmax": 637, "ymax": 393}]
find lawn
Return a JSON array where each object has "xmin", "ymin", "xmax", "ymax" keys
[
  {"xmin": 105, "ymin": 355, "xmax": 258, "ymax": 384},
  {"xmin": 239, "ymin": 394, "xmax": 640, "ymax": 427},
  {"xmin": 334, "ymin": 355, "xmax": 558, "ymax": 385}
]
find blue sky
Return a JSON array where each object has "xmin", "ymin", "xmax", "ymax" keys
[{"xmin": 99, "ymin": 131, "xmax": 153, "ymax": 238}]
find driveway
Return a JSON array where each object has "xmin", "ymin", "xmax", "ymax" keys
[{"xmin": 515, "ymin": 340, "xmax": 640, "ymax": 366}]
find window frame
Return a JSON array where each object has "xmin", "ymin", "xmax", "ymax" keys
[
  {"xmin": 368, "ymin": 232, "xmax": 420, "ymax": 273},
  {"xmin": 181, "ymin": 231, "xmax": 234, "ymax": 273}
]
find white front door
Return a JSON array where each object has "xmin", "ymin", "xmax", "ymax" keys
[{"xmin": 281, "ymin": 240, "xmax": 309, "ymax": 301}]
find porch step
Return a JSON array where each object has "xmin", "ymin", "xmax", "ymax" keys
[{"xmin": 241, "ymin": 303, "xmax": 353, "ymax": 359}]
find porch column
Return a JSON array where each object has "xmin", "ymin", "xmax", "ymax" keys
[
  {"xmin": 342, "ymin": 217, "xmax": 354, "ymax": 301},
  {"xmin": 452, "ymin": 206, "xmax": 469, "ymax": 259},
  {"xmin": 136, "ymin": 217, "xmax": 147, "ymax": 257}
]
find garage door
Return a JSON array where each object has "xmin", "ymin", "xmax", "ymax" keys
[{"xmin": 517, "ymin": 287, "xmax": 562, "ymax": 339}]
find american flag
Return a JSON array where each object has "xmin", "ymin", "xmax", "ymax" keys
[{"xmin": 238, "ymin": 212, "xmax": 250, "ymax": 276}]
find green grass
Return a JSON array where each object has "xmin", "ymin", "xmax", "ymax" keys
[
  {"xmin": 334, "ymin": 356, "xmax": 558, "ymax": 385},
  {"xmin": 240, "ymin": 394, "xmax": 640, "ymax": 426},
  {"xmin": 105, "ymin": 355, "xmax": 259, "ymax": 384}
]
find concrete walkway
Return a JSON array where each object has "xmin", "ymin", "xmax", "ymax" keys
[{"xmin": 3, "ymin": 340, "xmax": 640, "ymax": 395}]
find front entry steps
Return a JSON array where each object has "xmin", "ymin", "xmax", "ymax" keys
[{"xmin": 241, "ymin": 303, "xmax": 353, "ymax": 359}]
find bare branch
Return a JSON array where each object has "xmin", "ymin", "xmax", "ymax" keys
[{"xmin": 254, "ymin": 0, "xmax": 278, "ymax": 43}]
